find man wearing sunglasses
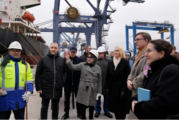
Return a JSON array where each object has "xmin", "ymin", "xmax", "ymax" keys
[
  {"xmin": 0, "ymin": 41, "xmax": 33, "ymax": 119},
  {"xmin": 127, "ymin": 32, "xmax": 151, "ymax": 119}
]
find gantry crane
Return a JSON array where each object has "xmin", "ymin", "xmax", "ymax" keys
[{"xmin": 37, "ymin": 0, "xmax": 116, "ymax": 48}]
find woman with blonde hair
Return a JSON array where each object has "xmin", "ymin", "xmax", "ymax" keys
[{"xmin": 105, "ymin": 46, "xmax": 131, "ymax": 119}]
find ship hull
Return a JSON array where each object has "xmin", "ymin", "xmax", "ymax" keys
[{"xmin": 0, "ymin": 28, "xmax": 49, "ymax": 65}]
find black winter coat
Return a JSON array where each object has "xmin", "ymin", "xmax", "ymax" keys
[
  {"xmin": 65, "ymin": 56, "xmax": 83, "ymax": 86},
  {"xmin": 80, "ymin": 52, "xmax": 88, "ymax": 61},
  {"xmin": 131, "ymin": 56, "xmax": 179, "ymax": 119},
  {"xmin": 97, "ymin": 58, "xmax": 109, "ymax": 95},
  {"xmin": 35, "ymin": 52, "xmax": 66, "ymax": 99},
  {"xmin": 106, "ymin": 58, "xmax": 131, "ymax": 114}
]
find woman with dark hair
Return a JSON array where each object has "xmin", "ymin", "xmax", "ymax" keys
[
  {"xmin": 64, "ymin": 50, "xmax": 102, "ymax": 120},
  {"xmin": 106, "ymin": 46, "xmax": 131, "ymax": 119},
  {"xmin": 131, "ymin": 39, "xmax": 179, "ymax": 119}
]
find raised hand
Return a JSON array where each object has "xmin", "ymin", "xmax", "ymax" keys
[{"xmin": 64, "ymin": 51, "xmax": 70, "ymax": 60}]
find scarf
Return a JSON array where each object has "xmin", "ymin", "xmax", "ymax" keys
[
  {"xmin": 9, "ymin": 55, "xmax": 21, "ymax": 62},
  {"xmin": 133, "ymin": 46, "xmax": 147, "ymax": 67},
  {"xmin": 113, "ymin": 57, "xmax": 121, "ymax": 70},
  {"xmin": 143, "ymin": 64, "xmax": 151, "ymax": 78}
]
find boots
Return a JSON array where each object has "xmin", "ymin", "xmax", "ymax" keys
[{"xmin": 61, "ymin": 113, "xmax": 69, "ymax": 120}]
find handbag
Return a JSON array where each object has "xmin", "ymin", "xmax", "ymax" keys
[{"xmin": 158, "ymin": 65, "xmax": 179, "ymax": 119}]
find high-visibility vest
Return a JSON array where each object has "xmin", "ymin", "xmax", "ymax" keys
[{"xmin": 0, "ymin": 57, "xmax": 33, "ymax": 91}]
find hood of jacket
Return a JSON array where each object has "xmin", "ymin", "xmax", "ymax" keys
[
  {"xmin": 1, "ymin": 54, "xmax": 25, "ymax": 67},
  {"xmin": 125, "ymin": 50, "xmax": 131, "ymax": 59}
]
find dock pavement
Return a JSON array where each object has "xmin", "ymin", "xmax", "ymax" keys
[{"xmin": 10, "ymin": 66, "xmax": 128, "ymax": 120}]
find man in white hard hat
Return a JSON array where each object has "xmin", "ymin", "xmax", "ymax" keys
[
  {"xmin": 0, "ymin": 41, "xmax": 33, "ymax": 119},
  {"xmin": 95, "ymin": 46, "xmax": 113, "ymax": 118}
]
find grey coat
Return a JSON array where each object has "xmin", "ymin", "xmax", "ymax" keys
[
  {"xmin": 128, "ymin": 53, "xmax": 147, "ymax": 120},
  {"xmin": 127, "ymin": 54, "xmax": 147, "ymax": 97},
  {"xmin": 66, "ymin": 60, "xmax": 102, "ymax": 106},
  {"xmin": 97, "ymin": 58, "xmax": 109, "ymax": 95}
]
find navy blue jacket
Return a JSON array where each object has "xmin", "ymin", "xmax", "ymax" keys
[{"xmin": 65, "ymin": 56, "xmax": 83, "ymax": 86}]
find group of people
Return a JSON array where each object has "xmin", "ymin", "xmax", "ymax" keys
[{"xmin": 1, "ymin": 31, "xmax": 179, "ymax": 120}]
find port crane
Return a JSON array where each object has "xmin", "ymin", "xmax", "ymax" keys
[
  {"xmin": 37, "ymin": 0, "xmax": 116, "ymax": 49},
  {"xmin": 37, "ymin": 0, "xmax": 146, "ymax": 49}
]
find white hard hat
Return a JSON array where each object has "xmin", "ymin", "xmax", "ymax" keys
[
  {"xmin": 8, "ymin": 41, "xmax": 22, "ymax": 50},
  {"xmin": 89, "ymin": 50, "xmax": 98, "ymax": 58},
  {"xmin": 97, "ymin": 46, "xmax": 106, "ymax": 53}
]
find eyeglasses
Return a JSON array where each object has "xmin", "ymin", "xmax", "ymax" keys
[
  {"xmin": 134, "ymin": 38, "xmax": 144, "ymax": 42},
  {"xmin": 98, "ymin": 52, "xmax": 104, "ymax": 54},
  {"xmin": 145, "ymin": 49, "xmax": 157, "ymax": 53},
  {"xmin": 10, "ymin": 49, "xmax": 21, "ymax": 52},
  {"xmin": 87, "ymin": 56, "xmax": 93, "ymax": 58}
]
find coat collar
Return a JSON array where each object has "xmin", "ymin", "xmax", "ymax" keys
[
  {"xmin": 47, "ymin": 51, "xmax": 59, "ymax": 58},
  {"xmin": 84, "ymin": 52, "xmax": 88, "ymax": 56},
  {"xmin": 110, "ymin": 59, "xmax": 126, "ymax": 74},
  {"xmin": 84, "ymin": 64, "xmax": 96, "ymax": 76},
  {"xmin": 70, "ymin": 56, "xmax": 77, "ymax": 60},
  {"xmin": 115, "ymin": 59, "xmax": 125, "ymax": 72},
  {"xmin": 150, "ymin": 55, "xmax": 179, "ymax": 73},
  {"xmin": 1, "ymin": 54, "xmax": 25, "ymax": 67}
]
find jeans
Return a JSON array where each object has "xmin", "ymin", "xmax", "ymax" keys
[
  {"xmin": 0, "ymin": 108, "xmax": 25, "ymax": 119},
  {"xmin": 41, "ymin": 98, "xmax": 60, "ymax": 120},
  {"xmin": 95, "ymin": 95, "xmax": 110, "ymax": 113}
]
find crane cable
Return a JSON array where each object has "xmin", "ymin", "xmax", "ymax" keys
[{"xmin": 0, "ymin": 42, "xmax": 8, "ymax": 49}]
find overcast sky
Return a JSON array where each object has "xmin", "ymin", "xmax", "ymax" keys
[{"xmin": 28, "ymin": 0, "xmax": 179, "ymax": 51}]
